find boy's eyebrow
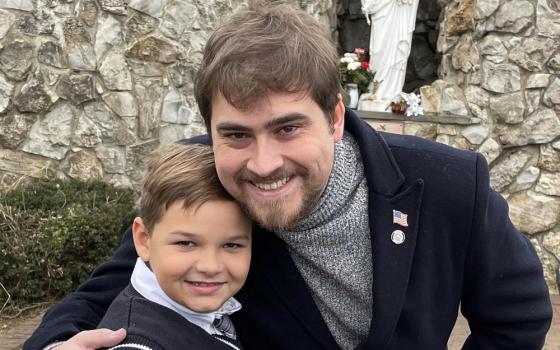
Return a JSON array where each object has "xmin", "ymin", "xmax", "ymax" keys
[
  {"xmin": 168, "ymin": 231, "xmax": 250, "ymax": 240},
  {"xmin": 168, "ymin": 231, "xmax": 198, "ymax": 238},
  {"xmin": 227, "ymin": 234, "xmax": 251, "ymax": 241},
  {"xmin": 215, "ymin": 113, "xmax": 310, "ymax": 133}
]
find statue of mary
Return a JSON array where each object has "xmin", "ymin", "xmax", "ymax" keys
[{"xmin": 361, "ymin": 0, "xmax": 419, "ymax": 111}]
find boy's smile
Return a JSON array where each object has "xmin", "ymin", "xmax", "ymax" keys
[{"xmin": 133, "ymin": 200, "xmax": 252, "ymax": 313}]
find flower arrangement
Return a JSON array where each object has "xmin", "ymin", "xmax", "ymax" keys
[
  {"xmin": 339, "ymin": 48, "xmax": 374, "ymax": 94},
  {"xmin": 390, "ymin": 92, "xmax": 424, "ymax": 117}
]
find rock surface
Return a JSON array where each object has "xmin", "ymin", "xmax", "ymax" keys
[
  {"xmin": 0, "ymin": 38, "xmax": 34, "ymax": 81},
  {"xmin": 490, "ymin": 149, "xmax": 532, "ymax": 192},
  {"xmin": 56, "ymin": 73, "xmax": 95, "ymax": 105},
  {"xmin": 489, "ymin": 92, "xmax": 525, "ymax": 124},
  {"xmin": 497, "ymin": 109, "xmax": 560, "ymax": 146},
  {"xmin": 64, "ymin": 151, "xmax": 103, "ymax": 180},
  {"xmin": 98, "ymin": 50, "xmax": 133, "ymax": 91},
  {"xmin": 508, "ymin": 191, "xmax": 560, "ymax": 234},
  {"xmin": 13, "ymin": 69, "xmax": 56, "ymax": 113},
  {"xmin": 22, "ymin": 103, "xmax": 75, "ymax": 160},
  {"xmin": 102, "ymin": 92, "xmax": 138, "ymax": 117},
  {"xmin": 481, "ymin": 61, "xmax": 521, "ymax": 93}
]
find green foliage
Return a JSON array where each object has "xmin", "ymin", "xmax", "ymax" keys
[
  {"xmin": 339, "ymin": 65, "xmax": 373, "ymax": 94},
  {"xmin": 0, "ymin": 178, "xmax": 137, "ymax": 314}
]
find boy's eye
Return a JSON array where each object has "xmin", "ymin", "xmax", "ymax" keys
[
  {"xmin": 224, "ymin": 243, "xmax": 243, "ymax": 249},
  {"xmin": 176, "ymin": 241, "xmax": 195, "ymax": 247}
]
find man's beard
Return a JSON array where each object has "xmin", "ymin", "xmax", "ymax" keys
[{"xmin": 235, "ymin": 167, "xmax": 325, "ymax": 231}]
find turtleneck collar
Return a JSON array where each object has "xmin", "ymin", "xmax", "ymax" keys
[
  {"xmin": 130, "ymin": 258, "xmax": 241, "ymax": 336},
  {"xmin": 279, "ymin": 131, "xmax": 365, "ymax": 234}
]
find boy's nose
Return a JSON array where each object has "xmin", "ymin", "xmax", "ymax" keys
[{"xmin": 195, "ymin": 250, "xmax": 224, "ymax": 275}]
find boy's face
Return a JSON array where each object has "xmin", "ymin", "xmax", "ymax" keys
[
  {"xmin": 210, "ymin": 91, "xmax": 345, "ymax": 231},
  {"xmin": 133, "ymin": 200, "xmax": 252, "ymax": 313}
]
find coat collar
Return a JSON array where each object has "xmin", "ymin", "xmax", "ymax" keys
[{"xmin": 344, "ymin": 109, "xmax": 405, "ymax": 196}]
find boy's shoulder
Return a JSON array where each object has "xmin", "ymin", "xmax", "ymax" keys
[{"xmin": 98, "ymin": 284, "xmax": 232, "ymax": 350}]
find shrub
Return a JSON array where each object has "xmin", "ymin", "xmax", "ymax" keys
[{"xmin": 0, "ymin": 178, "xmax": 137, "ymax": 315}]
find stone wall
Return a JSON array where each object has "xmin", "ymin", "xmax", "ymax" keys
[
  {"xmin": 412, "ymin": 0, "xmax": 560, "ymax": 293},
  {"xmin": 0, "ymin": 0, "xmax": 336, "ymax": 190}
]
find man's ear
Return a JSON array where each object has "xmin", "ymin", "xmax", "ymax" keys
[
  {"xmin": 332, "ymin": 95, "xmax": 345, "ymax": 143},
  {"xmin": 132, "ymin": 217, "xmax": 151, "ymax": 262}
]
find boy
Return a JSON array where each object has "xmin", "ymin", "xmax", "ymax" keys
[{"xmin": 97, "ymin": 143, "xmax": 252, "ymax": 350}]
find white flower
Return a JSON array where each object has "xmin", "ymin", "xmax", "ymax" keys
[
  {"xmin": 403, "ymin": 93, "xmax": 421, "ymax": 106},
  {"xmin": 347, "ymin": 61, "xmax": 361, "ymax": 71},
  {"xmin": 406, "ymin": 103, "xmax": 424, "ymax": 117},
  {"xmin": 343, "ymin": 53, "xmax": 359, "ymax": 61},
  {"xmin": 396, "ymin": 92, "xmax": 423, "ymax": 117},
  {"xmin": 340, "ymin": 57, "xmax": 354, "ymax": 64}
]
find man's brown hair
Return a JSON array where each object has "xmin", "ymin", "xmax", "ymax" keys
[
  {"xmin": 195, "ymin": 0, "xmax": 341, "ymax": 132},
  {"xmin": 139, "ymin": 143, "xmax": 233, "ymax": 233}
]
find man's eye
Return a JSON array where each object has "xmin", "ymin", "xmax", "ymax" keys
[
  {"xmin": 225, "ymin": 133, "xmax": 249, "ymax": 140},
  {"xmin": 279, "ymin": 126, "xmax": 298, "ymax": 134}
]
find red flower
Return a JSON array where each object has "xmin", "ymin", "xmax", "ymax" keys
[{"xmin": 361, "ymin": 61, "xmax": 369, "ymax": 69}]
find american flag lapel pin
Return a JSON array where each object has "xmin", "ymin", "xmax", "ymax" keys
[{"xmin": 393, "ymin": 210, "xmax": 409, "ymax": 227}]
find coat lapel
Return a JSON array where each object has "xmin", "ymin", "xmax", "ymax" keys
[
  {"xmin": 362, "ymin": 181, "xmax": 424, "ymax": 349},
  {"xmin": 346, "ymin": 111, "xmax": 424, "ymax": 350}
]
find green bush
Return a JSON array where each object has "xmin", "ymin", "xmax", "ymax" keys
[{"xmin": 0, "ymin": 178, "xmax": 137, "ymax": 315}]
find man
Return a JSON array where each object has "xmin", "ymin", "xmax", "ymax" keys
[{"xmin": 25, "ymin": 1, "xmax": 552, "ymax": 350}]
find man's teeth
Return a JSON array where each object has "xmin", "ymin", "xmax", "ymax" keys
[{"xmin": 254, "ymin": 177, "xmax": 290, "ymax": 190}]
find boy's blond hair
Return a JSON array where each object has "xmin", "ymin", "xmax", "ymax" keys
[{"xmin": 140, "ymin": 143, "xmax": 233, "ymax": 233}]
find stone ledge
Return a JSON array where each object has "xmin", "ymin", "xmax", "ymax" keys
[{"xmin": 356, "ymin": 110, "xmax": 481, "ymax": 125}]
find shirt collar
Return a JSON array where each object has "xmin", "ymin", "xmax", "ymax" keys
[{"xmin": 130, "ymin": 258, "xmax": 242, "ymax": 335}]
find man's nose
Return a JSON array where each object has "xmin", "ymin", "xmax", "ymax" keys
[{"xmin": 245, "ymin": 139, "xmax": 283, "ymax": 177}]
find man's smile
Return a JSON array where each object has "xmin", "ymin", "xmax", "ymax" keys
[{"xmin": 251, "ymin": 176, "xmax": 292, "ymax": 191}]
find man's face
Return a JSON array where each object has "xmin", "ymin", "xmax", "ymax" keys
[
  {"xmin": 133, "ymin": 200, "xmax": 252, "ymax": 313},
  {"xmin": 211, "ymin": 92, "xmax": 345, "ymax": 231}
]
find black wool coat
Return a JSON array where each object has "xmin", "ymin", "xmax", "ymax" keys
[{"xmin": 24, "ymin": 110, "xmax": 552, "ymax": 350}]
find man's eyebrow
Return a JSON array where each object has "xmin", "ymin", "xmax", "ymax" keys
[
  {"xmin": 263, "ymin": 114, "xmax": 310, "ymax": 129},
  {"xmin": 215, "ymin": 123, "xmax": 252, "ymax": 133},
  {"xmin": 215, "ymin": 114, "xmax": 310, "ymax": 133}
]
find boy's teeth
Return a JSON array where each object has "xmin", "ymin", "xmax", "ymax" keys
[
  {"xmin": 255, "ymin": 177, "xmax": 290, "ymax": 190},
  {"xmin": 192, "ymin": 282, "xmax": 219, "ymax": 287}
]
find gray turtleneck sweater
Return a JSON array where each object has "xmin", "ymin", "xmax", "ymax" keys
[{"xmin": 276, "ymin": 132, "xmax": 373, "ymax": 349}]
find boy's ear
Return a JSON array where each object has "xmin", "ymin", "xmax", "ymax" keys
[{"xmin": 132, "ymin": 217, "xmax": 151, "ymax": 262}]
